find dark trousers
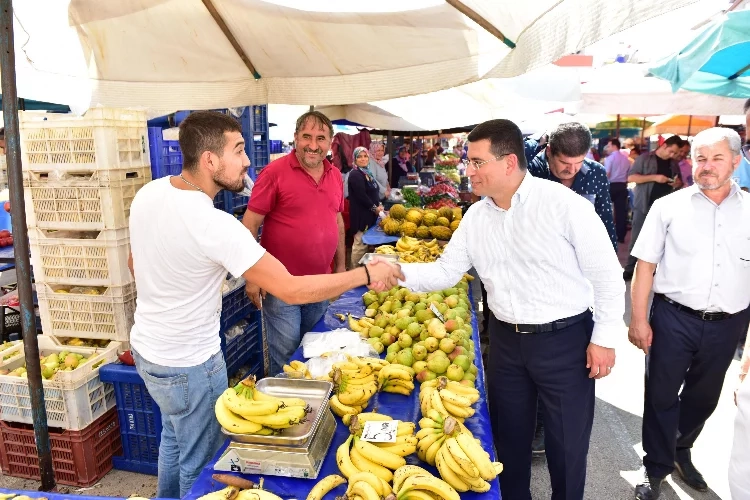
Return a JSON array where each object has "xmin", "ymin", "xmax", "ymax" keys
[
  {"xmin": 643, "ymin": 296, "xmax": 750, "ymax": 478},
  {"xmin": 625, "ymin": 209, "xmax": 648, "ymax": 273},
  {"xmin": 609, "ymin": 182, "xmax": 628, "ymax": 243},
  {"xmin": 488, "ymin": 312, "xmax": 595, "ymax": 500}
]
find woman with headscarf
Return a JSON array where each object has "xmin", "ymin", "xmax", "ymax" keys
[
  {"xmin": 368, "ymin": 141, "xmax": 390, "ymax": 201},
  {"xmin": 348, "ymin": 147, "xmax": 383, "ymax": 268},
  {"xmin": 389, "ymin": 146, "xmax": 413, "ymax": 188}
]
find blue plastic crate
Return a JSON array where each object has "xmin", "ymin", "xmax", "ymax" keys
[
  {"xmin": 148, "ymin": 127, "xmax": 183, "ymax": 179},
  {"xmin": 222, "ymin": 191, "xmax": 249, "ymax": 214},
  {"xmin": 270, "ymin": 140, "xmax": 282, "ymax": 154},
  {"xmin": 249, "ymin": 105, "xmax": 268, "ymax": 133},
  {"xmin": 222, "ymin": 313, "xmax": 262, "ymax": 378},
  {"xmin": 99, "ymin": 363, "xmax": 161, "ymax": 476},
  {"xmin": 221, "ymin": 284, "xmax": 256, "ymax": 333}
]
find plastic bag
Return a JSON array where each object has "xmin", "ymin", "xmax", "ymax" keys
[
  {"xmin": 224, "ymin": 320, "xmax": 248, "ymax": 343},
  {"xmin": 240, "ymin": 172, "xmax": 254, "ymax": 197},
  {"xmin": 300, "ymin": 329, "xmax": 377, "ymax": 358}
]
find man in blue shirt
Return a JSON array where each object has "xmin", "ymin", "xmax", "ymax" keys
[
  {"xmin": 528, "ymin": 123, "xmax": 618, "ymax": 251},
  {"xmin": 525, "ymin": 122, "xmax": 617, "ymax": 455}
]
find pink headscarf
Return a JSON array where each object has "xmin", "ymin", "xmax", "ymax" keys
[{"xmin": 369, "ymin": 141, "xmax": 387, "ymax": 168}]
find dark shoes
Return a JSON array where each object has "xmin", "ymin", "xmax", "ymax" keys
[
  {"xmin": 635, "ymin": 469, "xmax": 664, "ymax": 500},
  {"xmin": 674, "ymin": 456, "xmax": 708, "ymax": 492},
  {"xmin": 531, "ymin": 422, "xmax": 545, "ymax": 455}
]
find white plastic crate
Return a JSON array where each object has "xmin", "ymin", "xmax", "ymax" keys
[
  {"xmin": 0, "ymin": 336, "xmax": 120, "ymax": 430},
  {"xmin": 29, "ymin": 228, "xmax": 132, "ymax": 287},
  {"xmin": 37, "ymin": 282, "xmax": 136, "ymax": 342},
  {"xmin": 19, "ymin": 108, "xmax": 150, "ymax": 172},
  {"xmin": 23, "ymin": 166, "xmax": 151, "ymax": 230},
  {"xmin": 0, "ymin": 340, "xmax": 22, "ymax": 364}
]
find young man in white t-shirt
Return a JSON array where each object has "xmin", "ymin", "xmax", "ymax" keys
[{"xmin": 128, "ymin": 111, "xmax": 403, "ymax": 498}]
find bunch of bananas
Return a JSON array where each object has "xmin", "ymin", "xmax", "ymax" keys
[
  {"xmin": 419, "ymin": 376, "xmax": 480, "ymax": 422},
  {"xmin": 214, "ymin": 379, "xmax": 310, "ymax": 435},
  {"xmin": 377, "ymin": 363, "xmax": 415, "ymax": 396},
  {"xmin": 329, "ymin": 358, "xmax": 386, "ymax": 419},
  {"xmin": 417, "ymin": 411, "xmax": 504, "ymax": 493},
  {"xmin": 281, "ymin": 360, "xmax": 311, "ymax": 379},
  {"xmin": 347, "ymin": 412, "xmax": 418, "ymax": 458},
  {"xmin": 336, "ymin": 425, "xmax": 416, "ymax": 483},
  {"xmin": 197, "ymin": 486, "xmax": 282, "ymax": 500},
  {"xmin": 391, "ymin": 465, "xmax": 462, "ymax": 500},
  {"xmin": 375, "ymin": 236, "xmax": 443, "ymax": 263}
]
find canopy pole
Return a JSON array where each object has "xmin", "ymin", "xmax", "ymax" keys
[
  {"xmin": 640, "ymin": 117, "xmax": 646, "ymax": 145},
  {"xmin": 0, "ymin": 0, "xmax": 56, "ymax": 491},
  {"xmin": 445, "ymin": 0, "xmax": 516, "ymax": 48},
  {"xmin": 714, "ymin": 116, "xmax": 720, "ymax": 127},
  {"xmin": 687, "ymin": 115, "xmax": 693, "ymax": 137},
  {"xmin": 201, "ymin": 0, "xmax": 261, "ymax": 79},
  {"xmin": 615, "ymin": 114, "xmax": 620, "ymax": 139},
  {"xmin": 387, "ymin": 131, "xmax": 393, "ymax": 186}
]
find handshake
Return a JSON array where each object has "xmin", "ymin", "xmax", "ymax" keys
[{"xmin": 365, "ymin": 257, "xmax": 406, "ymax": 291}]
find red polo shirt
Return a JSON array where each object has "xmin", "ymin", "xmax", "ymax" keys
[{"xmin": 247, "ymin": 150, "xmax": 344, "ymax": 276}]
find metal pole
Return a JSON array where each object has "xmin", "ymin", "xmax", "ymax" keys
[
  {"xmin": 0, "ymin": 0, "xmax": 56, "ymax": 490},
  {"xmin": 615, "ymin": 114, "xmax": 621, "ymax": 139},
  {"xmin": 686, "ymin": 115, "xmax": 693, "ymax": 137},
  {"xmin": 640, "ymin": 117, "xmax": 646, "ymax": 145},
  {"xmin": 387, "ymin": 131, "xmax": 393, "ymax": 186}
]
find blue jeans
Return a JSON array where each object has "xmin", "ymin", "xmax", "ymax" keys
[
  {"xmin": 132, "ymin": 348, "xmax": 227, "ymax": 499},
  {"xmin": 263, "ymin": 293, "xmax": 328, "ymax": 376}
]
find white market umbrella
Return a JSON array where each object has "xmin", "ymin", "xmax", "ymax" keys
[{"xmin": 7, "ymin": 0, "xmax": 701, "ymax": 110}]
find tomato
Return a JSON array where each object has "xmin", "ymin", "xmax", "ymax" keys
[{"xmin": 0, "ymin": 230, "xmax": 10, "ymax": 238}]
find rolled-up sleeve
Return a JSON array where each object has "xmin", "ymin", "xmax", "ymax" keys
[{"xmin": 566, "ymin": 198, "xmax": 626, "ymax": 348}]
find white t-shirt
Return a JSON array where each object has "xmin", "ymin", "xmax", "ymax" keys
[{"xmin": 129, "ymin": 177, "xmax": 265, "ymax": 367}]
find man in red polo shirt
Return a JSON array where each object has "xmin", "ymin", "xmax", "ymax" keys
[{"xmin": 242, "ymin": 111, "xmax": 345, "ymax": 375}]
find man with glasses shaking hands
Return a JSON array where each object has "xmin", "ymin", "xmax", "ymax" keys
[{"xmin": 398, "ymin": 119, "xmax": 625, "ymax": 500}]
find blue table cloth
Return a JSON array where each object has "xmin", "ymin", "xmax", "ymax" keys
[
  {"xmin": 185, "ymin": 286, "xmax": 500, "ymax": 499},
  {"xmin": 361, "ymin": 225, "xmax": 399, "ymax": 246},
  {"xmin": 0, "ymin": 488, "xmax": 139, "ymax": 500}
]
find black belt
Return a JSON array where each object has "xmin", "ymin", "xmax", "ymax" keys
[
  {"xmin": 499, "ymin": 310, "xmax": 589, "ymax": 334},
  {"xmin": 655, "ymin": 293, "xmax": 737, "ymax": 321}
]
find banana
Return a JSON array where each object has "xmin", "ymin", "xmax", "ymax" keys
[
  {"xmin": 392, "ymin": 465, "xmax": 432, "ymax": 493},
  {"xmin": 442, "ymin": 400, "xmax": 475, "ymax": 418},
  {"xmin": 397, "ymin": 474, "xmax": 460, "ymax": 500},
  {"xmin": 438, "ymin": 389, "xmax": 473, "ymax": 408},
  {"xmin": 251, "ymin": 388, "xmax": 307, "ymax": 407},
  {"xmin": 456, "ymin": 432, "xmax": 497, "ymax": 481},
  {"xmin": 434, "ymin": 448, "xmax": 470, "ymax": 492},
  {"xmin": 345, "ymin": 364, "xmax": 374, "ymax": 378},
  {"xmin": 417, "ymin": 430, "xmax": 443, "ymax": 454},
  {"xmin": 306, "ymin": 474, "xmax": 346, "ymax": 500},
  {"xmin": 461, "ymin": 474, "xmax": 491, "ymax": 493},
  {"xmin": 379, "ymin": 364, "xmax": 413, "ymax": 381},
  {"xmin": 493, "ymin": 462, "xmax": 504, "ymax": 475},
  {"xmin": 425, "ymin": 435, "xmax": 446, "ymax": 466},
  {"xmin": 197, "ymin": 486, "xmax": 239, "ymax": 500},
  {"xmin": 380, "ymin": 477, "xmax": 393, "ymax": 495},
  {"xmin": 426, "ymin": 409, "xmax": 444, "ymax": 424},
  {"xmin": 330, "ymin": 394, "xmax": 362, "ymax": 418},
  {"xmin": 290, "ymin": 360, "xmax": 307, "ymax": 371},
  {"xmin": 214, "ymin": 399, "xmax": 263, "ymax": 434},
  {"xmin": 253, "ymin": 427, "xmax": 276, "ymax": 436},
  {"xmin": 242, "ymin": 405, "xmax": 307, "ymax": 429},
  {"xmin": 341, "ymin": 374, "xmax": 377, "ymax": 387},
  {"xmin": 348, "ymin": 480, "xmax": 381, "ymax": 500},
  {"xmin": 349, "ymin": 356, "xmax": 388, "ymax": 369},
  {"xmin": 444, "ymin": 437, "xmax": 479, "ymax": 478},
  {"xmin": 352, "ymin": 412, "xmax": 392, "ymax": 425},
  {"xmin": 383, "ymin": 379, "xmax": 415, "ymax": 391},
  {"xmin": 333, "ymin": 361, "xmax": 360, "ymax": 371},
  {"xmin": 354, "ymin": 436, "xmax": 406, "ymax": 470},
  {"xmin": 348, "ymin": 472, "xmax": 386, "ymax": 496},
  {"xmin": 418, "ymin": 418, "xmax": 441, "ymax": 430},
  {"xmin": 338, "ymin": 383, "xmax": 377, "ymax": 406},
  {"xmin": 221, "ymin": 389, "xmax": 280, "ymax": 417},
  {"xmin": 420, "ymin": 379, "xmax": 440, "ymax": 389},
  {"xmin": 430, "ymin": 387, "xmax": 449, "ymax": 417},
  {"xmin": 444, "ymin": 381, "xmax": 480, "ymax": 402},
  {"xmin": 397, "ymin": 421, "xmax": 416, "ymax": 436},
  {"xmin": 399, "ymin": 491, "xmax": 436, "ymax": 500},
  {"xmin": 336, "ymin": 435, "xmax": 359, "ymax": 479},
  {"xmin": 416, "ymin": 427, "xmax": 442, "ymax": 441},
  {"xmin": 375, "ymin": 442, "xmax": 417, "ymax": 457},
  {"xmin": 282, "ymin": 365, "xmax": 305, "ymax": 378},
  {"xmin": 349, "ymin": 445, "xmax": 394, "ymax": 483},
  {"xmin": 383, "ymin": 385, "xmax": 411, "ymax": 396},
  {"xmin": 234, "ymin": 490, "xmax": 282, "ymax": 500},
  {"xmin": 348, "ymin": 314, "xmax": 366, "ymax": 333},
  {"xmin": 420, "ymin": 387, "xmax": 434, "ymax": 415}
]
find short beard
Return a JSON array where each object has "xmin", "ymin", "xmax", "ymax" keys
[
  {"xmin": 214, "ymin": 163, "xmax": 245, "ymax": 193},
  {"xmin": 298, "ymin": 148, "xmax": 323, "ymax": 169},
  {"xmin": 695, "ymin": 175, "xmax": 730, "ymax": 191}
]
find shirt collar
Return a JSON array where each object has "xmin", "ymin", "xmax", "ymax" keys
[
  {"xmin": 690, "ymin": 180, "xmax": 742, "ymax": 204},
  {"xmin": 483, "ymin": 171, "xmax": 533, "ymax": 211}
]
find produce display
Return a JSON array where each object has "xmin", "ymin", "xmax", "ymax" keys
[
  {"xmin": 57, "ymin": 337, "xmax": 112, "ymax": 348},
  {"xmin": 282, "ymin": 360, "xmax": 313, "ymax": 379},
  {"xmin": 53, "ymin": 286, "xmax": 106, "ymax": 295},
  {"xmin": 375, "ymin": 236, "xmax": 443, "ymax": 263},
  {"xmin": 0, "ymin": 350, "xmax": 103, "ymax": 380},
  {"xmin": 197, "ymin": 485, "xmax": 282, "ymax": 500},
  {"xmin": 380, "ymin": 204, "xmax": 462, "ymax": 240},
  {"xmin": 0, "ymin": 340, "xmax": 20, "ymax": 360},
  {"xmin": 214, "ymin": 378, "xmax": 311, "ymax": 435},
  {"xmin": 0, "ymin": 229, "xmax": 13, "ymax": 247}
]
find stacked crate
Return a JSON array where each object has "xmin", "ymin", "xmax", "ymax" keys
[{"xmin": 0, "ymin": 108, "xmax": 151, "ymax": 485}]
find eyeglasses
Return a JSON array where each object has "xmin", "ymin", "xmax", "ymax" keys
[
  {"xmin": 461, "ymin": 154, "xmax": 509, "ymax": 170},
  {"xmin": 742, "ymin": 144, "xmax": 750, "ymax": 162}
]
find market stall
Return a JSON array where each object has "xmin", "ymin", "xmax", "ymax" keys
[{"xmin": 184, "ymin": 286, "xmax": 500, "ymax": 500}]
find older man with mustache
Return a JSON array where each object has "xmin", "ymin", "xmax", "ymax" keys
[{"xmin": 242, "ymin": 111, "xmax": 346, "ymax": 376}]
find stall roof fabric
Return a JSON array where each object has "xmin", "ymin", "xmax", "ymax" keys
[{"xmin": 6, "ymin": 0, "xmax": 699, "ymax": 111}]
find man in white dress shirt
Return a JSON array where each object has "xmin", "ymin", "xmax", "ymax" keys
[
  {"xmin": 629, "ymin": 127, "xmax": 750, "ymax": 500},
  {"xmin": 399, "ymin": 119, "xmax": 625, "ymax": 500}
]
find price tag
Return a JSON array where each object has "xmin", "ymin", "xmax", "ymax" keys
[
  {"xmin": 430, "ymin": 303, "xmax": 445, "ymax": 323},
  {"xmin": 361, "ymin": 420, "xmax": 399, "ymax": 443}
]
